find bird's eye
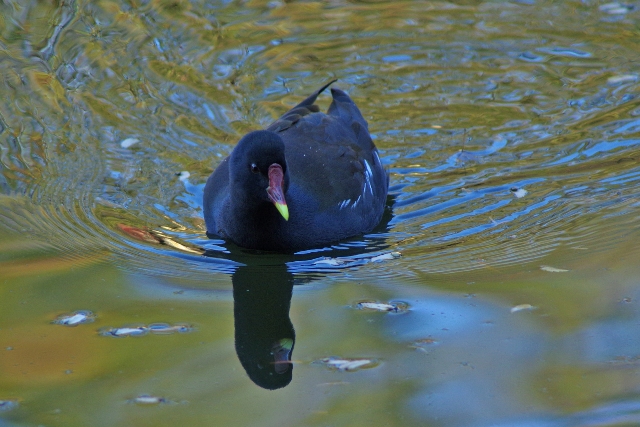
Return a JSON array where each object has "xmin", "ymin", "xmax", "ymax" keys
[{"xmin": 250, "ymin": 163, "xmax": 259, "ymax": 174}]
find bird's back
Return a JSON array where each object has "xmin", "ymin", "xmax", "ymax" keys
[{"xmin": 266, "ymin": 86, "xmax": 388, "ymax": 248}]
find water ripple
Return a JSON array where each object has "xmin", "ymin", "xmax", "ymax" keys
[{"xmin": 0, "ymin": 0, "xmax": 639, "ymax": 285}]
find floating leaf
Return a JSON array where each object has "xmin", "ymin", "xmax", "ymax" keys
[
  {"xmin": 599, "ymin": 3, "xmax": 633, "ymax": 14},
  {"xmin": 317, "ymin": 357, "xmax": 379, "ymax": 372},
  {"xmin": 100, "ymin": 323, "xmax": 193, "ymax": 337},
  {"xmin": 370, "ymin": 252, "xmax": 402, "ymax": 262},
  {"xmin": 53, "ymin": 310, "xmax": 95, "ymax": 326},
  {"xmin": 129, "ymin": 395, "xmax": 169, "ymax": 405},
  {"xmin": 510, "ymin": 304, "xmax": 536, "ymax": 313},
  {"xmin": 120, "ymin": 138, "xmax": 139, "ymax": 148},
  {"xmin": 99, "ymin": 326, "xmax": 148, "ymax": 337},
  {"xmin": 117, "ymin": 224, "xmax": 161, "ymax": 244},
  {"xmin": 540, "ymin": 265, "xmax": 569, "ymax": 273},
  {"xmin": 355, "ymin": 301, "xmax": 409, "ymax": 313},
  {"xmin": 357, "ymin": 302, "xmax": 397, "ymax": 312},
  {"xmin": 313, "ymin": 257, "xmax": 351, "ymax": 266},
  {"xmin": 510, "ymin": 187, "xmax": 528, "ymax": 198},
  {"xmin": 313, "ymin": 251, "xmax": 401, "ymax": 267},
  {"xmin": 148, "ymin": 323, "xmax": 193, "ymax": 334}
]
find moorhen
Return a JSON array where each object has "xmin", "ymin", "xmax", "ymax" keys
[{"xmin": 203, "ymin": 81, "xmax": 388, "ymax": 251}]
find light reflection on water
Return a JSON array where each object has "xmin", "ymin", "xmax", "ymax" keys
[{"xmin": 1, "ymin": 0, "xmax": 640, "ymax": 426}]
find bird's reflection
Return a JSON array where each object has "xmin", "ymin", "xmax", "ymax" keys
[
  {"xmin": 202, "ymin": 196, "xmax": 394, "ymax": 390},
  {"xmin": 232, "ymin": 261, "xmax": 296, "ymax": 390}
]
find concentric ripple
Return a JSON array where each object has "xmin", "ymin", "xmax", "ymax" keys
[{"xmin": 0, "ymin": 0, "xmax": 639, "ymax": 287}]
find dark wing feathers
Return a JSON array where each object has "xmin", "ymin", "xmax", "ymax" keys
[
  {"xmin": 265, "ymin": 81, "xmax": 383, "ymax": 209},
  {"xmin": 284, "ymin": 139, "xmax": 366, "ymax": 209},
  {"xmin": 328, "ymin": 88, "xmax": 369, "ymax": 130}
]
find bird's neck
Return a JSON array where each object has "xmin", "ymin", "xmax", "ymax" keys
[{"xmin": 226, "ymin": 195, "xmax": 284, "ymax": 250}]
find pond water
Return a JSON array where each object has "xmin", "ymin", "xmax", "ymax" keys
[{"xmin": 1, "ymin": 0, "xmax": 640, "ymax": 426}]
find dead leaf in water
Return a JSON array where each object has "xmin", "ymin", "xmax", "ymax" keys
[
  {"xmin": 510, "ymin": 304, "xmax": 536, "ymax": 313},
  {"xmin": 540, "ymin": 265, "xmax": 569, "ymax": 273},
  {"xmin": 354, "ymin": 301, "xmax": 409, "ymax": 313},
  {"xmin": 316, "ymin": 357, "xmax": 379, "ymax": 372}
]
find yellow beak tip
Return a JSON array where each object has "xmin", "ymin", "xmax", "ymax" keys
[{"xmin": 275, "ymin": 202, "xmax": 289, "ymax": 221}]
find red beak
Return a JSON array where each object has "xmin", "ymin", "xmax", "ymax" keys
[{"xmin": 266, "ymin": 164, "xmax": 289, "ymax": 221}]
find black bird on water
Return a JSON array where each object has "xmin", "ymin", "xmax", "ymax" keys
[{"xmin": 203, "ymin": 81, "xmax": 388, "ymax": 251}]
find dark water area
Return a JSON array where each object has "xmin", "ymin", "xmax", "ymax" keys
[{"xmin": 1, "ymin": 1, "xmax": 640, "ymax": 426}]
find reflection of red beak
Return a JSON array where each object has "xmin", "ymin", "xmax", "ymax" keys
[
  {"xmin": 266, "ymin": 164, "xmax": 289, "ymax": 221},
  {"xmin": 272, "ymin": 338, "xmax": 293, "ymax": 374}
]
